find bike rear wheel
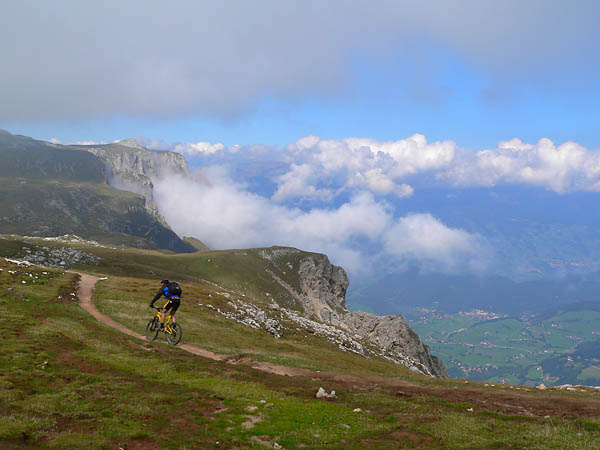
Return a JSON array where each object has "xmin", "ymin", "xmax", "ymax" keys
[
  {"xmin": 166, "ymin": 322, "xmax": 182, "ymax": 345},
  {"xmin": 145, "ymin": 317, "xmax": 159, "ymax": 341}
]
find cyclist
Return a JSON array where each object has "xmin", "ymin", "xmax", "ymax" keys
[{"xmin": 149, "ymin": 279, "xmax": 181, "ymax": 331}]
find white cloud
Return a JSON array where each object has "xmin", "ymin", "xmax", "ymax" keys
[
  {"xmin": 144, "ymin": 133, "xmax": 600, "ymax": 202},
  {"xmin": 345, "ymin": 134, "xmax": 457, "ymax": 177},
  {"xmin": 49, "ymin": 137, "xmax": 106, "ymax": 146},
  {"xmin": 282, "ymin": 135, "xmax": 600, "ymax": 196},
  {"xmin": 359, "ymin": 168, "xmax": 397, "ymax": 195},
  {"xmin": 272, "ymin": 163, "xmax": 333, "ymax": 202},
  {"xmin": 149, "ymin": 133, "xmax": 600, "ymax": 203},
  {"xmin": 396, "ymin": 184, "xmax": 415, "ymax": 198},
  {"xmin": 152, "ymin": 171, "xmax": 487, "ymax": 275},
  {"xmin": 383, "ymin": 213, "xmax": 491, "ymax": 273},
  {"xmin": 442, "ymin": 138, "xmax": 600, "ymax": 193},
  {"xmin": 276, "ymin": 134, "xmax": 456, "ymax": 201},
  {"xmin": 350, "ymin": 169, "xmax": 414, "ymax": 198},
  {"xmin": 174, "ymin": 141, "xmax": 225, "ymax": 155}
]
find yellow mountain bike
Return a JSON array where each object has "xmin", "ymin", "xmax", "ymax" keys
[{"xmin": 146, "ymin": 307, "xmax": 182, "ymax": 345}]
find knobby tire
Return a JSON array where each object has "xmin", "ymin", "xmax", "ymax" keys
[
  {"xmin": 166, "ymin": 323, "xmax": 182, "ymax": 345},
  {"xmin": 145, "ymin": 317, "xmax": 159, "ymax": 341}
]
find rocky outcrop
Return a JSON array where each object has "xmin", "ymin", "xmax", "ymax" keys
[
  {"xmin": 201, "ymin": 295, "xmax": 436, "ymax": 374},
  {"xmin": 259, "ymin": 248, "xmax": 448, "ymax": 378},
  {"xmin": 334, "ymin": 311, "xmax": 448, "ymax": 378},
  {"xmin": 297, "ymin": 255, "xmax": 349, "ymax": 313}
]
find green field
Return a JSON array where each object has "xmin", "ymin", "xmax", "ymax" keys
[
  {"xmin": 2, "ymin": 237, "xmax": 600, "ymax": 448},
  {"xmin": 410, "ymin": 307, "xmax": 600, "ymax": 386}
]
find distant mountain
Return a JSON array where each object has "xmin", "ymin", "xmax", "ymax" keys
[
  {"xmin": 0, "ymin": 129, "xmax": 105, "ymax": 181},
  {"xmin": 0, "ymin": 129, "xmax": 197, "ymax": 252}
]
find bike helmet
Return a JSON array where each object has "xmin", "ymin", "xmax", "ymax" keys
[{"xmin": 161, "ymin": 279, "xmax": 169, "ymax": 284}]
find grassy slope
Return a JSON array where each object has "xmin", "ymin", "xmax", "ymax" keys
[
  {"xmin": 93, "ymin": 275, "xmax": 412, "ymax": 376},
  {"xmin": 2, "ymin": 259, "xmax": 600, "ymax": 448},
  {"xmin": 183, "ymin": 236, "xmax": 210, "ymax": 252},
  {"xmin": 0, "ymin": 238, "xmax": 320, "ymax": 311},
  {"xmin": 0, "ymin": 176, "xmax": 196, "ymax": 252},
  {"xmin": 1, "ymin": 237, "xmax": 405, "ymax": 374},
  {"xmin": 0, "ymin": 130, "xmax": 105, "ymax": 182}
]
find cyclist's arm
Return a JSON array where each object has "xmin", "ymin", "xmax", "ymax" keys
[{"xmin": 149, "ymin": 288, "xmax": 164, "ymax": 307}]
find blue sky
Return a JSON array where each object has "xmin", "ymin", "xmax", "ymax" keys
[
  {"xmin": 2, "ymin": 56, "xmax": 598, "ymax": 151},
  {"xmin": 1, "ymin": 1, "xmax": 598, "ymax": 151}
]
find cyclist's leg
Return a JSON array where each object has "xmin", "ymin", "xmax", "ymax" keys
[
  {"xmin": 161, "ymin": 299, "xmax": 172, "ymax": 328},
  {"xmin": 170, "ymin": 297, "xmax": 180, "ymax": 323}
]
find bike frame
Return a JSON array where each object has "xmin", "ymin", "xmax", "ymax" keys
[
  {"xmin": 155, "ymin": 305, "xmax": 175, "ymax": 334},
  {"xmin": 146, "ymin": 305, "xmax": 181, "ymax": 344}
]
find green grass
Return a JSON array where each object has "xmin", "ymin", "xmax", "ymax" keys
[
  {"xmin": 0, "ymin": 236, "xmax": 335, "ymax": 313},
  {"xmin": 93, "ymin": 275, "xmax": 416, "ymax": 377},
  {"xmin": 0, "ymin": 259, "xmax": 394, "ymax": 448},
  {"xmin": 3, "ymin": 234, "xmax": 599, "ymax": 388},
  {"xmin": 1, "ymin": 257, "xmax": 600, "ymax": 448}
]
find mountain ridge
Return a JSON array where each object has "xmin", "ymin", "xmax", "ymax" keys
[{"xmin": 0, "ymin": 129, "xmax": 196, "ymax": 252}]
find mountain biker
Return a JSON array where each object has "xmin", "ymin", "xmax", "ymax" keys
[{"xmin": 149, "ymin": 279, "xmax": 181, "ymax": 331}]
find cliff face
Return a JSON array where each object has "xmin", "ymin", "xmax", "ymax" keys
[
  {"xmin": 297, "ymin": 256, "xmax": 349, "ymax": 313},
  {"xmin": 80, "ymin": 140, "xmax": 189, "ymax": 224},
  {"xmin": 259, "ymin": 248, "xmax": 448, "ymax": 378}
]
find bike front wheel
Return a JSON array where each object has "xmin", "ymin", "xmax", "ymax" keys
[
  {"xmin": 166, "ymin": 322, "xmax": 182, "ymax": 345},
  {"xmin": 145, "ymin": 318, "xmax": 159, "ymax": 341}
]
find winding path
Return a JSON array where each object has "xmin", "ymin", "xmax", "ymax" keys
[
  {"xmin": 76, "ymin": 272, "xmax": 314, "ymax": 377},
  {"xmin": 75, "ymin": 272, "xmax": 600, "ymax": 419}
]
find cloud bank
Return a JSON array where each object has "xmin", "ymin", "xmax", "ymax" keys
[
  {"xmin": 174, "ymin": 135, "xmax": 600, "ymax": 200},
  {"xmin": 152, "ymin": 170, "xmax": 489, "ymax": 275},
  {"xmin": 142, "ymin": 132, "xmax": 600, "ymax": 276}
]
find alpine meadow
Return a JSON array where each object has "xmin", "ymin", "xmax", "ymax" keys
[{"xmin": 2, "ymin": 1, "xmax": 600, "ymax": 449}]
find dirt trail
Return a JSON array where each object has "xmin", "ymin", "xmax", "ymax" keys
[
  {"xmin": 76, "ymin": 273, "xmax": 600, "ymax": 419},
  {"xmin": 77, "ymin": 273, "xmax": 317, "ymax": 375},
  {"xmin": 77, "ymin": 273, "xmax": 229, "ymax": 362}
]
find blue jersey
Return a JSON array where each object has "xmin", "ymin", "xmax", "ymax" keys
[{"xmin": 152, "ymin": 284, "xmax": 181, "ymax": 303}]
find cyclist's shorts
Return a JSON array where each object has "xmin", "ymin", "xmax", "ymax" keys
[{"xmin": 163, "ymin": 297, "xmax": 181, "ymax": 313}]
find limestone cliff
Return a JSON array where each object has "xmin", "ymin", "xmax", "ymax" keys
[
  {"xmin": 78, "ymin": 139, "xmax": 189, "ymax": 224},
  {"xmin": 259, "ymin": 248, "xmax": 448, "ymax": 378}
]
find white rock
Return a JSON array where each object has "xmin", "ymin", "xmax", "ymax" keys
[{"xmin": 316, "ymin": 387, "xmax": 337, "ymax": 398}]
